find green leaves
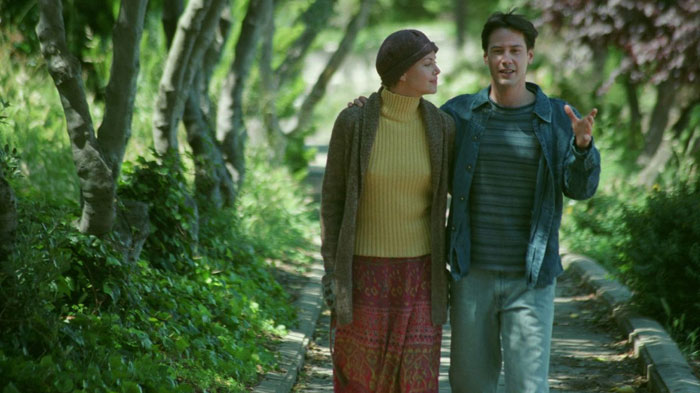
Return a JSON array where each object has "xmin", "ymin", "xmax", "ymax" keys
[
  {"xmin": 562, "ymin": 178, "xmax": 700, "ymax": 361},
  {"xmin": 1, "ymin": 150, "xmax": 315, "ymax": 391}
]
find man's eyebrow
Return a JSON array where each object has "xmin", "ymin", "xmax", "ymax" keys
[{"xmin": 489, "ymin": 43, "xmax": 525, "ymax": 49}]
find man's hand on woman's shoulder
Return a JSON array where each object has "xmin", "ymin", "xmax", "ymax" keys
[{"xmin": 347, "ymin": 96, "xmax": 369, "ymax": 108}]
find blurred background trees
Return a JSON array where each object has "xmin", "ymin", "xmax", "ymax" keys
[{"xmin": 0, "ymin": 0, "xmax": 698, "ymax": 390}]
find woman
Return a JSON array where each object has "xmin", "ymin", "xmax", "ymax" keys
[{"xmin": 320, "ymin": 29, "xmax": 454, "ymax": 392}]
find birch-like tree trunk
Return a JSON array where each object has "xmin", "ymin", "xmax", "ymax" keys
[
  {"xmin": 183, "ymin": 9, "xmax": 236, "ymax": 208},
  {"xmin": 289, "ymin": 0, "xmax": 375, "ymax": 138},
  {"xmin": 259, "ymin": 4, "xmax": 286, "ymax": 159},
  {"xmin": 152, "ymin": 0, "xmax": 228, "ymax": 157},
  {"xmin": 258, "ymin": 0, "xmax": 336, "ymax": 159},
  {"xmin": 98, "ymin": 0, "xmax": 150, "ymax": 179},
  {"xmin": 275, "ymin": 0, "xmax": 336, "ymax": 88},
  {"xmin": 162, "ymin": 0, "xmax": 236, "ymax": 208},
  {"xmin": 216, "ymin": 0, "xmax": 273, "ymax": 186},
  {"xmin": 36, "ymin": 0, "xmax": 148, "ymax": 235}
]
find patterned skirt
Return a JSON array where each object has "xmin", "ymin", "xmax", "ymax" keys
[{"xmin": 332, "ymin": 255, "xmax": 442, "ymax": 393}]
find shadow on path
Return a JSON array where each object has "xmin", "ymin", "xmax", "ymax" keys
[{"xmin": 292, "ymin": 268, "xmax": 645, "ymax": 392}]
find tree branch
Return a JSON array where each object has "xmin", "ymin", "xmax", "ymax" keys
[
  {"xmin": 289, "ymin": 0, "xmax": 374, "ymax": 138},
  {"xmin": 216, "ymin": 0, "xmax": 272, "ymax": 185},
  {"xmin": 97, "ymin": 0, "xmax": 149, "ymax": 179},
  {"xmin": 152, "ymin": 0, "xmax": 227, "ymax": 156},
  {"xmin": 275, "ymin": 0, "xmax": 336, "ymax": 88}
]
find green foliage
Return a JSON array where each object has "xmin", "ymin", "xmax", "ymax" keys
[
  {"xmin": 0, "ymin": 144, "xmax": 21, "ymax": 181},
  {"xmin": 0, "ymin": 35, "xmax": 80, "ymax": 202},
  {"xmin": 0, "ymin": 149, "xmax": 316, "ymax": 391},
  {"xmin": 119, "ymin": 153, "xmax": 199, "ymax": 273},
  {"xmin": 238, "ymin": 148, "xmax": 318, "ymax": 263},
  {"xmin": 562, "ymin": 179, "xmax": 700, "ymax": 360},
  {"xmin": 0, "ymin": 98, "xmax": 21, "ymax": 182},
  {"xmin": 617, "ymin": 180, "xmax": 700, "ymax": 334}
]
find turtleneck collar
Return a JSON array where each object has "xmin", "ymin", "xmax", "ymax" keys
[{"xmin": 380, "ymin": 87, "xmax": 421, "ymax": 122}]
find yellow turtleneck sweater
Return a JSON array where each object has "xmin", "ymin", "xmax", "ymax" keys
[{"xmin": 354, "ymin": 88, "xmax": 432, "ymax": 258}]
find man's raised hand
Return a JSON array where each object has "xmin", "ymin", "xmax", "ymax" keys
[{"xmin": 564, "ymin": 105, "xmax": 597, "ymax": 149}]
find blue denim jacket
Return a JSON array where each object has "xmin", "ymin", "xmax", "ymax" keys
[{"xmin": 441, "ymin": 83, "xmax": 601, "ymax": 288}]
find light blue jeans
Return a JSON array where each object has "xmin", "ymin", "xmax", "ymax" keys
[{"xmin": 449, "ymin": 269, "xmax": 556, "ymax": 393}]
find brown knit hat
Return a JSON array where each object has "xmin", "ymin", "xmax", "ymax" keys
[{"xmin": 376, "ymin": 29, "xmax": 439, "ymax": 87}]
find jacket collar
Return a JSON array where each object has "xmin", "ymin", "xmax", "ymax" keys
[{"xmin": 471, "ymin": 82, "xmax": 552, "ymax": 123}]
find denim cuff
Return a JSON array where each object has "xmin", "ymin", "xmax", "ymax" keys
[{"xmin": 569, "ymin": 136, "xmax": 598, "ymax": 172}]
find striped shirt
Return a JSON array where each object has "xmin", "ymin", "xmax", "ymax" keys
[{"xmin": 470, "ymin": 100, "xmax": 540, "ymax": 271}]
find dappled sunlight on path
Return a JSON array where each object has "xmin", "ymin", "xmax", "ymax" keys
[{"xmin": 291, "ymin": 270, "xmax": 645, "ymax": 392}]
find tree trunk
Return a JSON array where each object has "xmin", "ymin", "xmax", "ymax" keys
[
  {"xmin": 36, "ymin": 0, "xmax": 115, "ymax": 235},
  {"xmin": 183, "ymin": 9, "xmax": 236, "ymax": 209},
  {"xmin": 289, "ymin": 0, "xmax": 375, "ymax": 138},
  {"xmin": 162, "ymin": 2, "xmax": 236, "ymax": 209},
  {"xmin": 259, "ymin": 3, "xmax": 287, "ymax": 160},
  {"xmin": 672, "ymin": 96, "xmax": 700, "ymax": 140},
  {"xmin": 97, "ymin": 0, "xmax": 149, "ymax": 180},
  {"xmin": 454, "ymin": 0, "xmax": 467, "ymax": 48},
  {"xmin": 624, "ymin": 74, "xmax": 642, "ymax": 148},
  {"xmin": 153, "ymin": 0, "xmax": 228, "ymax": 157},
  {"xmin": 0, "ymin": 171, "xmax": 17, "ymax": 259},
  {"xmin": 637, "ymin": 92, "xmax": 700, "ymax": 186},
  {"xmin": 637, "ymin": 139, "xmax": 673, "ymax": 187},
  {"xmin": 643, "ymin": 80, "xmax": 676, "ymax": 159},
  {"xmin": 38, "ymin": 0, "xmax": 150, "ymax": 249},
  {"xmin": 216, "ymin": 0, "xmax": 273, "ymax": 186},
  {"xmin": 275, "ymin": 0, "xmax": 336, "ymax": 88}
]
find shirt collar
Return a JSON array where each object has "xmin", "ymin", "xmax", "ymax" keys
[{"xmin": 471, "ymin": 82, "xmax": 552, "ymax": 123}]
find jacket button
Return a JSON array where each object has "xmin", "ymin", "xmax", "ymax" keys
[
  {"xmin": 466, "ymin": 164, "xmax": 472, "ymax": 171},
  {"xmin": 451, "ymin": 226, "xmax": 455, "ymax": 231},
  {"xmin": 473, "ymin": 135, "xmax": 479, "ymax": 141},
  {"xmin": 459, "ymin": 196, "xmax": 465, "ymax": 201}
]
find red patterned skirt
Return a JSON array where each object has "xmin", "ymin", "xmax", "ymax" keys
[{"xmin": 333, "ymin": 255, "xmax": 442, "ymax": 393}]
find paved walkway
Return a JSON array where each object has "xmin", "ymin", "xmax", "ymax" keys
[
  {"xmin": 253, "ymin": 145, "xmax": 698, "ymax": 393},
  {"xmin": 292, "ymin": 271, "xmax": 643, "ymax": 392}
]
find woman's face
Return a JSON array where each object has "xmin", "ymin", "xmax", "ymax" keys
[{"xmin": 393, "ymin": 51, "xmax": 440, "ymax": 97}]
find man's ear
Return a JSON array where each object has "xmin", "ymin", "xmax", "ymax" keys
[{"xmin": 528, "ymin": 49, "xmax": 534, "ymax": 64}]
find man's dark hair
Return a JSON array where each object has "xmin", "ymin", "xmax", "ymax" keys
[{"xmin": 481, "ymin": 10, "xmax": 538, "ymax": 52}]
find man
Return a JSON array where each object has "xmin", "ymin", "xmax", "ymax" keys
[{"xmin": 442, "ymin": 10, "xmax": 600, "ymax": 393}]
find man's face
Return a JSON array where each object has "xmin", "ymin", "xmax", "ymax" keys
[{"xmin": 483, "ymin": 28, "xmax": 533, "ymax": 90}]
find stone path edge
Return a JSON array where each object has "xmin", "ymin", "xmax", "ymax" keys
[
  {"xmin": 562, "ymin": 252, "xmax": 700, "ymax": 393},
  {"xmin": 253, "ymin": 257, "xmax": 324, "ymax": 393}
]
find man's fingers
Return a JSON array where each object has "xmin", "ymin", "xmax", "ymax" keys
[
  {"xmin": 347, "ymin": 96, "xmax": 368, "ymax": 108},
  {"xmin": 588, "ymin": 108, "xmax": 598, "ymax": 119},
  {"xmin": 564, "ymin": 105, "xmax": 579, "ymax": 122}
]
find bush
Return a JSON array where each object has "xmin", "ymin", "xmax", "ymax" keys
[
  {"xmin": 562, "ymin": 178, "xmax": 700, "ymax": 358},
  {"xmin": 617, "ymin": 179, "xmax": 700, "ymax": 342},
  {"xmin": 0, "ymin": 151, "xmax": 316, "ymax": 392}
]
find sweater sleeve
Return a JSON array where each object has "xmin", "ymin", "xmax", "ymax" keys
[{"xmin": 320, "ymin": 108, "xmax": 356, "ymax": 277}]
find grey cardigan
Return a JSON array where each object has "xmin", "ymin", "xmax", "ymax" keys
[{"xmin": 320, "ymin": 89, "xmax": 455, "ymax": 327}]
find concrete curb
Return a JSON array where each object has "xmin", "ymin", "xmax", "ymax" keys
[
  {"xmin": 562, "ymin": 252, "xmax": 700, "ymax": 393},
  {"xmin": 253, "ymin": 258, "xmax": 325, "ymax": 393}
]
